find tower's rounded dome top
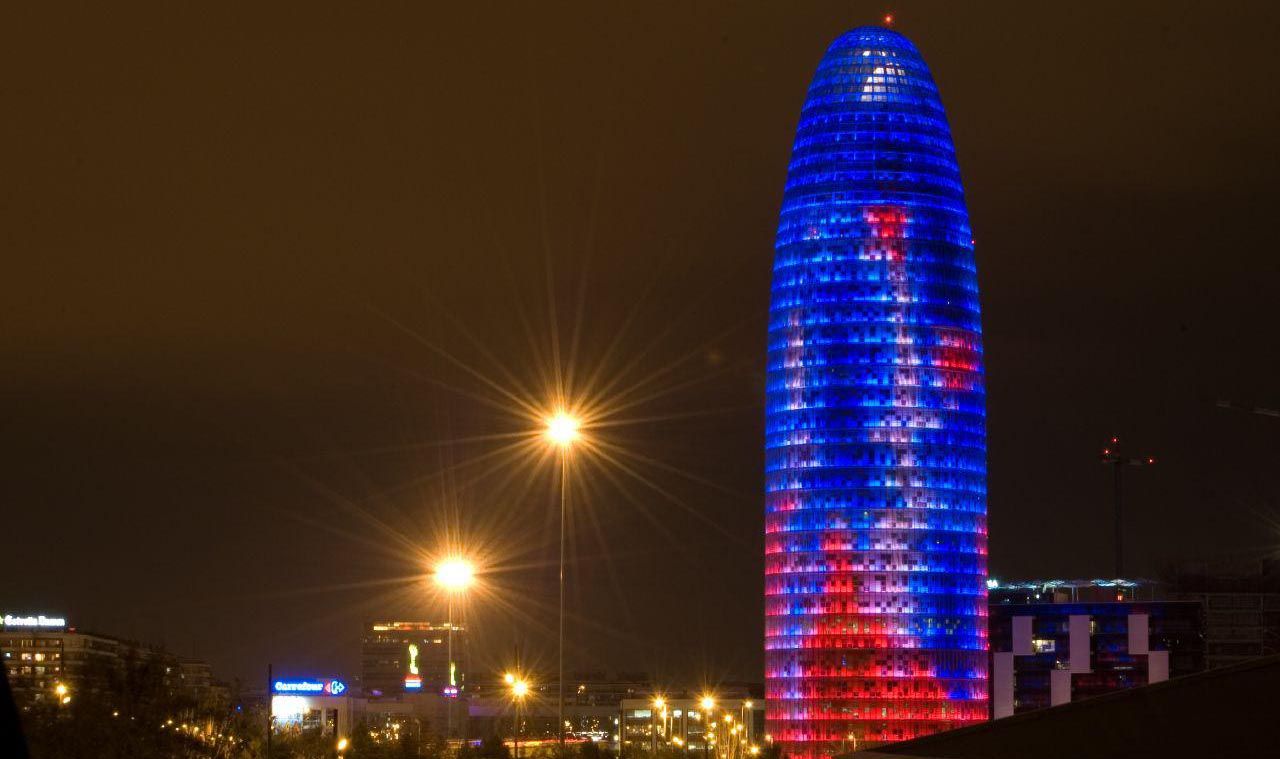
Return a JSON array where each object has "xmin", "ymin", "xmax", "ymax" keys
[
  {"xmin": 802, "ymin": 25, "xmax": 940, "ymax": 115},
  {"xmin": 827, "ymin": 25, "xmax": 921, "ymax": 56},
  {"xmin": 778, "ymin": 24, "xmax": 964, "ymax": 234}
]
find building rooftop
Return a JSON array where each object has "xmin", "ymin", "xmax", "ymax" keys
[{"xmin": 988, "ymin": 578, "xmax": 1152, "ymax": 591}]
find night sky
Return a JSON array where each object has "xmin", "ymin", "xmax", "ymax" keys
[{"xmin": 6, "ymin": 2, "xmax": 1280, "ymax": 690}]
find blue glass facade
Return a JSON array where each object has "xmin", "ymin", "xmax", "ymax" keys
[{"xmin": 764, "ymin": 26, "xmax": 988, "ymax": 756}]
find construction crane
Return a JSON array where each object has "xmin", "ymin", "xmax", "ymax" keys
[{"xmin": 1100, "ymin": 436, "xmax": 1156, "ymax": 578}]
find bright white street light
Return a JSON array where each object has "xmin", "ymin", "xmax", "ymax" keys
[
  {"xmin": 433, "ymin": 558, "xmax": 475, "ymax": 592},
  {"xmin": 545, "ymin": 412, "xmax": 580, "ymax": 447}
]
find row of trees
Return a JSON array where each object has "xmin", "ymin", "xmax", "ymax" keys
[{"xmin": 20, "ymin": 653, "xmax": 256, "ymax": 759}]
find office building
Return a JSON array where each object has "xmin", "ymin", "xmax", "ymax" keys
[
  {"xmin": 1, "ymin": 611, "xmax": 224, "ymax": 711},
  {"xmin": 988, "ymin": 579, "xmax": 1203, "ymax": 718},
  {"xmin": 1179, "ymin": 591, "xmax": 1280, "ymax": 669},
  {"xmin": 1166, "ymin": 560, "xmax": 1280, "ymax": 669},
  {"xmin": 361, "ymin": 621, "xmax": 466, "ymax": 698},
  {"xmin": 765, "ymin": 24, "xmax": 988, "ymax": 756}
]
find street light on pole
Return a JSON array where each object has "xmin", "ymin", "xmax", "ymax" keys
[
  {"xmin": 652, "ymin": 697, "xmax": 666, "ymax": 754},
  {"xmin": 545, "ymin": 410, "xmax": 579, "ymax": 750},
  {"xmin": 434, "ymin": 557, "xmax": 475, "ymax": 742},
  {"xmin": 699, "ymin": 696, "xmax": 715, "ymax": 759},
  {"xmin": 506, "ymin": 672, "xmax": 530, "ymax": 759}
]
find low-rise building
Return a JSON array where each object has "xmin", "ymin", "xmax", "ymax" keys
[
  {"xmin": 619, "ymin": 696, "xmax": 764, "ymax": 757},
  {"xmin": 468, "ymin": 673, "xmax": 762, "ymax": 753},
  {"xmin": 1, "ymin": 611, "xmax": 225, "ymax": 711},
  {"xmin": 987, "ymin": 580, "xmax": 1203, "ymax": 718},
  {"xmin": 1177, "ymin": 592, "xmax": 1280, "ymax": 668}
]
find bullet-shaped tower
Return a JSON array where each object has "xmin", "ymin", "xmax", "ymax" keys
[{"xmin": 764, "ymin": 26, "xmax": 988, "ymax": 757}]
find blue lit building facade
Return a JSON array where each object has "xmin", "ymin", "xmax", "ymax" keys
[
  {"xmin": 988, "ymin": 580, "xmax": 1204, "ymax": 718},
  {"xmin": 764, "ymin": 27, "xmax": 987, "ymax": 756}
]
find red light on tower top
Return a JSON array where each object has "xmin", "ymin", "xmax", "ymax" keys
[{"xmin": 884, "ymin": 14, "xmax": 895, "ymax": 27}]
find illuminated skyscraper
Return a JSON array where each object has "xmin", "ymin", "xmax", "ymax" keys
[{"xmin": 764, "ymin": 26, "xmax": 988, "ymax": 756}]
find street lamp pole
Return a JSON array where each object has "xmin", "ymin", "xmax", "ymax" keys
[
  {"xmin": 559, "ymin": 446, "xmax": 568, "ymax": 750},
  {"xmin": 434, "ymin": 557, "xmax": 475, "ymax": 745},
  {"xmin": 265, "ymin": 663, "xmax": 272, "ymax": 759},
  {"xmin": 545, "ymin": 411, "xmax": 579, "ymax": 751},
  {"xmin": 447, "ymin": 595, "xmax": 455, "ymax": 740},
  {"xmin": 507, "ymin": 673, "xmax": 529, "ymax": 759}
]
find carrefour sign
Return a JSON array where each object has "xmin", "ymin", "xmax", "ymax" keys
[
  {"xmin": 272, "ymin": 678, "xmax": 347, "ymax": 696},
  {"xmin": 2, "ymin": 614, "xmax": 67, "ymax": 629}
]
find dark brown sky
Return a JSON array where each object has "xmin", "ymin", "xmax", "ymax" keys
[{"xmin": 5, "ymin": 1, "xmax": 1280, "ymax": 687}]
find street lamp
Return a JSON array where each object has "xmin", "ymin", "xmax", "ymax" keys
[
  {"xmin": 652, "ymin": 696, "xmax": 666, "ymax": 753},
  {"xmin": 435, "ymin": 558, "xmax": 475, "ymax": 591},
  {"xmin": 434, "ymin": 557, "xmax": 476, "ymax": 741},
  {"xmin": 545, "ymin": 412, "xmax": 580, "ymax": 447},
  {"xmin": 545, "ymin": 410, "xmax": 579, "ymax": 749},
  {"xmin": 507, "ymin": 673, "xmax": 530, "ymax": 759},
  {"xmin": 337, "ymin": 737, "xmax": 349, "ymax": 757}
]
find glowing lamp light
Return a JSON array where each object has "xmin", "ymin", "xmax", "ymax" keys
[
  {"xmin": 433, "ymin": 558, "xmax": 475, "ymax": 592},
  {"xmin": 511, "ymin": 679, "xmax": 529, "ymax": 699},
  {"xmin": 545, "ymin": 412, "xmax": 580, "ymax": 447},
  {"xmin": 504, "ymin": 672, "xmax": 516, "ymax": 685},
  {"xmin": 700, "ymin": 695, "xmax": 715, "ymax": 711}
]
